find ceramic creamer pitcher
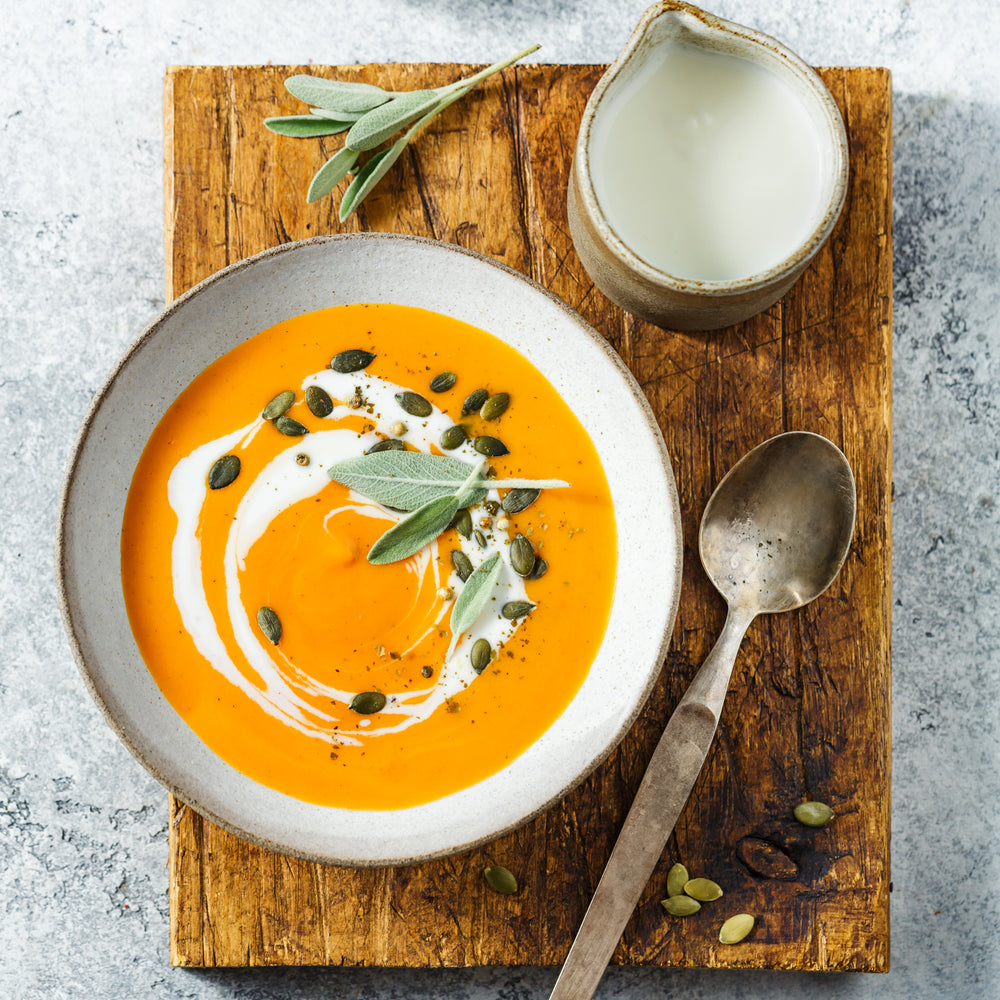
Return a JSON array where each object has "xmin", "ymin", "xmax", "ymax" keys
[{"xmin": 568, "ymin": 1, "xmax": 849, "ymax": 331}]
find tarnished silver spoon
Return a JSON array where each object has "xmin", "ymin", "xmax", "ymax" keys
[{"xmin": 549, "ymin": 431, "xmax": 856, "ymax": 1000}]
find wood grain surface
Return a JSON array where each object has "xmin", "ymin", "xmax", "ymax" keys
[{"xmin": 164, "ymin": 63, "xmax": 892, "ymax": 971}]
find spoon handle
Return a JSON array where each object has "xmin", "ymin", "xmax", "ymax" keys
[{"xmin": 547, "ymin": 607, "xmax": 753, "ymax": 1000}]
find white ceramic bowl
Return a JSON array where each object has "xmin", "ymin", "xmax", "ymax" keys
[{"xmin": 57, "ymin": 234, "xmax": 682, "ymax": 866}]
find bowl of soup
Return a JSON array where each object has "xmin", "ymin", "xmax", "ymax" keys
[{"xmin": 57, "ymin": 234, "xmax": 682, "ymax": 866}]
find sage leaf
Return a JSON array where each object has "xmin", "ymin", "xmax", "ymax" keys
[
  {"xmin": 309, "ymin": 107, "xmax": 365, "ymax": 122},
  {"xmin": 264, "ymin": 115, "xmax": 353, "ymax": 138},
  {"xmin": 308, "ymin": 146, "xmax": 361, "ymax": 203},
  {"xmin": 346, "ymin": 90, "xmax": 442, "ymax": 151},
  {"xmin": 285, "ymin": 75, "xmax": 394, "ymax": 114},
  {"xmin": 338, "ymin": 140, "xmax": 409, "ymax": 221},
  {"xmin": 327, "ymin": 451, "xmax": 569, "ymax": 509},
  {"xmin": 327, "ymin": 452, "xmax": 488, "ymax": 511},
  {"xmin": 449, "ymin": 552, "xmax": 502, "ymax": 655},
  {"xmin": 367, "ymin": 493, "xmax": 461, "ymax": 565}
]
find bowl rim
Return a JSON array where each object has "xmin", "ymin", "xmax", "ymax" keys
[
  {"xmin": 55, "ymin": 232, "xmax": 684, "ymax": 866},
  {"xmin": 573, "ymin": 0, "xmax": 850, "ymax": 296}
]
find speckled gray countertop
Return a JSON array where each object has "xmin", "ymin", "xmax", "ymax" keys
[{"xmin": 2, "ymin": 1, "xmax": 998, "ymax": 997}]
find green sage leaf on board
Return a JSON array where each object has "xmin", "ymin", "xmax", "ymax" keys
[
  {"xmin": 338, "ymin": 138, "xmax": 410, "ymax": 220},
  {"xmin": 272, "ymin": 44, "xmax": 539, "ymax": 218},
  {"xmin": 263, "ymin": 115, "xmax": 353, "ymax": 138},
  {"xmin": 307, "ymin": 145, "xmax": 361, "ymax": 203},
  {"xmin": 367, "ymin": 493, "xmax": 462, "ymax": 565},
  {"xmin": 308, "ymin": 107, "xmax": 366, "ymax": 122},
  {"xmin": 449, "ymin": 552, "xmax": 502, "ymax": 654},
  {"xmin": 284, "ymin": 75, "xmax": 395, "ymax": 114},
  {"xmin": 346, "ymin": 89, "xmax": 443, "ymax": 151}
]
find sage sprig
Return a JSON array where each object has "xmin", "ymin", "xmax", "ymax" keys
[
  {"xmin": 264, "ymin": 44, "xmax": 540, "ymax": 220},
  {"xmin": 448, "ymin": 552, "xmax": 503, "ymax": 658},
  {"xmin": 327, "ymin": 451, "xmax": 568, "ymax": 511}
]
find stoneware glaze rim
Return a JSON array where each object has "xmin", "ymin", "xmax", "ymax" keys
[
  {"xmin": 56, "ymin": 233, "xmax": 683, "ymax": 867},
  {"xmin": 574, "ymin": 0, "xmax": 850, "ymax": 297}
]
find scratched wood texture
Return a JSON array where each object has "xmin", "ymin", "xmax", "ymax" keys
[{"xmin": 164, "ymin": 63, "xmax": 891, "ymax": 971}]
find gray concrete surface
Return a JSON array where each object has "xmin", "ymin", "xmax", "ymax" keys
[{"xmin": 2, "ymin": 1, "xmax": 998, "ymax": 997}]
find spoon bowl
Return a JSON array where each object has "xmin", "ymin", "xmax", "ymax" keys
[
  {"xmin": 549, "ymin": 431, "xmax": 856, "ymax": 1000},
  {"xmin": 700, "ymin": 431, "xmax": 856, "ymax": 613}
]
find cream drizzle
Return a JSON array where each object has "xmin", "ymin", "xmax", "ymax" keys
[{"xmin": 167, "ymin": 368, "xmax": 531, "ymax": 747}]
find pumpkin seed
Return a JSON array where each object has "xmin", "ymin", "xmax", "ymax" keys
[
  {"xmin": 208, "ymin": 454, "xmax": 241, "ymax": 490},
  {"xmin": 451, "ymin": 509, "xmax": 472, "ymax": 539},
  {"xmin": 331, "ymin": 349, "xmax": 375, "ymax": 373},
  {"xmin": 502, "ymin": 600, "xmax": 535, "ymax": 620},
  {"xmin": 305, "ymin": 384, "xmax": 334, "ymax": 418},
  {"xmin": 262, "ymin": 390, "xmax": 295, "ymax": 420},
  {"xmin": 462, "ymin": 388, "xmax": 489, "ymax": 415},
  {"xmin": 365, "ymin": 438, "xmax": 404, "ymax": 454},
  {"xmin": 395, "ymin": 391, "xmax": 432, "ymax": 417},
  {"xmin": 430, "ymin": 371, "xmax": 457, "ymax": 393},
  {"xmin": 484, "ymin": 864, "xmax": 518, "ymax": 895},
  {"xmin": 480, "ymin": 392, "xmax": 510, "ymax": 421},
  {"xmin": 440, "ymin": 424, "xmax": 467, "ymax": 450},
  {"xmin": 794, "ymin": 801, "xmax": 835, "ymax": 827},
  {"xmin": 471, "ymin": 638, "xmax": 492, "ymax": 674},
  {"xmin": 719, "ymin": 913, "xmax": 755, "ymax": 944},
  {"xmin": 295, "ymin": 453, "xmax": 310, "ymax": 467},
  {"xmin": 474, "ymin": 529, "xmax": 487, "ymax": 548},
  {"xmin": 349, "ymin": 690, "xmax": 386, "ymax": 714},
  {"xmin": 527, "ymin": 557, "xmax": 548, "ymax": 580},
  {"xmin": 666, "ymin": 862, "xmax": 689, "ymax": 898},
  {"xmin": 275, "ymin": 415, "xmax": 309, "ymax": 437},
  {"xmin": 451, "ymin": 550, "xmax": 473, "ymax": 582},
  {"xmin": 501, "ymin": 487, "xmax": 539, "ymax": 514},
  {"xmin": 474, "ymin": 435, "xmax": 509, "ymax": 457},
  {"xmin": 684, "ymin": 878, "xmax": 723, "ymax": 902},
  {"xmin": 256, "ymin": 606, "xmax": 282, "ymax": 645},
  {"xmin": 661, "ymin": 895, "xmax": 701, "ymax": 917},
  {"xmin": 509, "ymin": 533, "xmax": 535, "ymax": 577}
]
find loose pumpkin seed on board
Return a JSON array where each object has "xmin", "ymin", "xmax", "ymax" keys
[
  {"xmin": 666, "ymin": 862, "xmax": 689, "ymax": 898},
  {"xmin": 661, "ymin": 895, "xmax": 700, "ymax": 917},
  {"xmin": 794, "ymin": 801, "xmax": 836, "ymax": 827},
  {"xmin": 684, "ymin": 878, "xmax": 723, "ymax": 902},
  {"xmin": 483, "ymin": 864, "xmax": 518, "ymax": 895},
  {"xmin": 719, "ymin": 913, "xmax": 755, "ymax": 944}
]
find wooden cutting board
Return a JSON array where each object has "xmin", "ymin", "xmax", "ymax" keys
[{"xmin": 164, "ymin": 62, "xmax": 891, "ymax": 972}]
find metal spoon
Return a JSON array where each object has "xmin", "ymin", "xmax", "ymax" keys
[{"xmin": 548, "ymin": 431, "xmax": 856, "ymax": 1000}]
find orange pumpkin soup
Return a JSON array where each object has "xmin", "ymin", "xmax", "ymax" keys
[{"xmin": 121, "ymin": 303, "xmax": 616, "ymax": 809}]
